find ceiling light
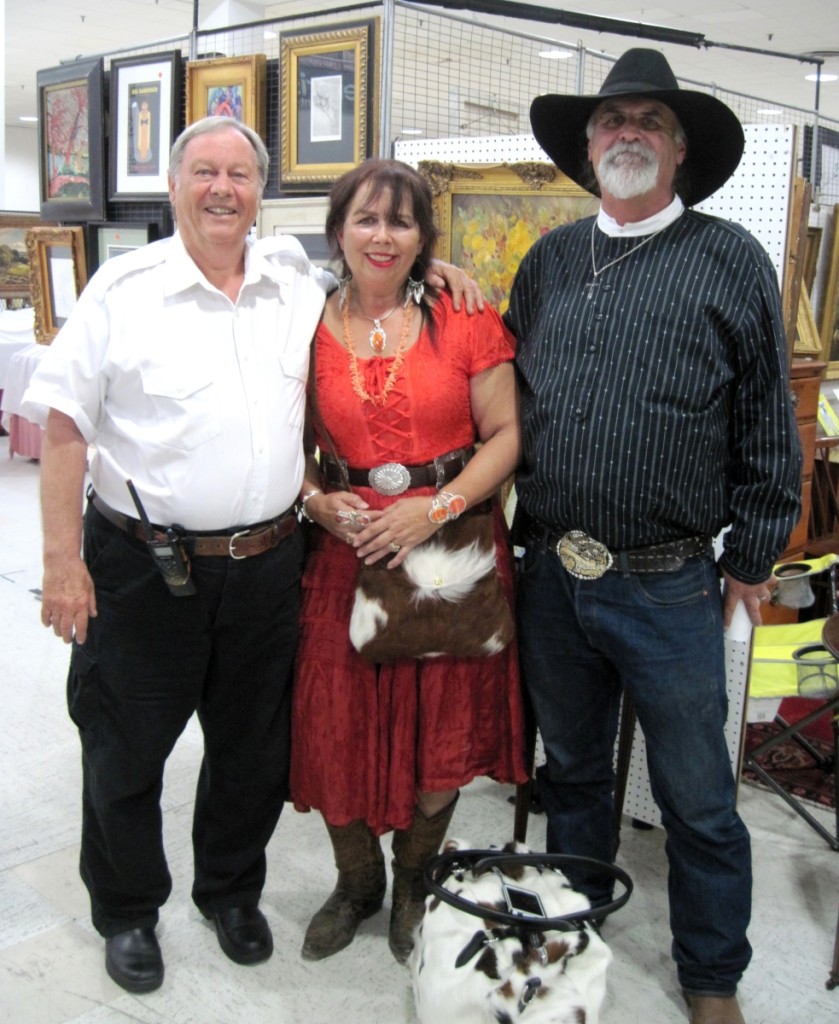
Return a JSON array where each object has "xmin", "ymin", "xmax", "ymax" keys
[
  {"xmin": 401, "ymin": 128, "xmax": 423, "ymax": 135},
  {"xmin": 18, "ymin": 115, "xmax": 38, "ymax": 122},
  {"xmin": 264, "ymin": 30, "xmax": 277, "ymax": 40},
  {"xmin": 539, "ymin": 48, "xmax": 573, "ymax": 60},
  {"xmin": 805, "ymin": 72, "xmax": 838, "ymax": 82},
  {"xmin": 756, "ymin": 109, "xmax": 782, "ymax": 116}
]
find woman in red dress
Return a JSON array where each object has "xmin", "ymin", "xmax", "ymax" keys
[{"xmin": 291, "ymin": 159, "xmax": 526, "ymax": 965}]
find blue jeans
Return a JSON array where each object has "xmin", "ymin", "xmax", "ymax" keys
[{"xmin": 517, "ymin": 545, "xmax": 752, "ymax": 995}]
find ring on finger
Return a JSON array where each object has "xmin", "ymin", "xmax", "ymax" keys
[{"xmin": 390, "ymin": 542, "xmax": 401, "ymax": 553}]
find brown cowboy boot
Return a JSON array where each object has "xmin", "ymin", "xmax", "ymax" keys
[
  {"xmin": 388, "ymin": 795, "xmax": 459, "ymax": 964},
  {"xmin": 302, "ymin": 819, "xmax": 386, "ymax": 960},
  {"xmin": 684, "ymin": 993, "xmax": 746, "ymax": 1024}
]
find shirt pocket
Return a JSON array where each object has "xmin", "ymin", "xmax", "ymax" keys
[{"xmin": 140, "ymin": 365, "xmax": 222, "ymax": 450}]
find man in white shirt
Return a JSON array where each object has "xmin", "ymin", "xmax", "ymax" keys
[{"xmin": 23, "ymin": 117, "xmax": 476, "ymax": 994}]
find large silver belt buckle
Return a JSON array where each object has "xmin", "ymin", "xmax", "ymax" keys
[
  {"xmin": 368, "ymin": 462, "xmax": 411, "ymax": 496},
  {"xmin": 556, "ymin": 530, "xmax": 613, "ymax": 580}
]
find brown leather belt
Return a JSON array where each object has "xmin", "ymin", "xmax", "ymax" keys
[
  {"xmin": 321, "ymin": 446, "xmax": 473, "ymax": 496},
  {"xmin": 91, "ymin": 493, "xmax": 296, "ymax": 560}
]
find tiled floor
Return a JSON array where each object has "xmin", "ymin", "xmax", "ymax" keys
[{"xmin": 0, "ymin": 435, "xmax": 837, "ymax": 1024}]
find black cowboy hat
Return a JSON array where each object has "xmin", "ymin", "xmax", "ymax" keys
[{"xmin": 530, "ymin": 48, "xmax": 744, "ymax": 207}]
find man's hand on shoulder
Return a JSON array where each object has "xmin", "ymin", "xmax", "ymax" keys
[{"xmin": 427, "ymin": 259, "xmax": 485, "ymax": 313}]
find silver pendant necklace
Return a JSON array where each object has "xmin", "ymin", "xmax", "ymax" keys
[
  {"xmin": 586, "ymin": 219, "xmax": 668, "ymax": 300},
  {"xmin": 360, "ymin": 303, "xmax": 399, "ymax": 353}
]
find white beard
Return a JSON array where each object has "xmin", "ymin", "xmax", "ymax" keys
[{"xmin": 597, "ymin": 141, "xmax": 660, "ymax": 199}]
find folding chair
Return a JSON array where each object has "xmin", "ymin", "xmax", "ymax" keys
[{"xmin": 744, "ymin": 613, "xmax": 839, "ymax": 852}]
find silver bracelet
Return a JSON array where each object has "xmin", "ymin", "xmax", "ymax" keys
[{"xmin": 299, "ymin": 489, "xmax": 323, "ymax": 523}]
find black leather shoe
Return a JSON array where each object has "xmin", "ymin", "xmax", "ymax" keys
[
  {"xmin": 205, "ymin": 906, "xmax": 273, "ymax": 965},
  {"xmin": 105, "ymin": 927, "xmax": 164, "ymax": 993}
]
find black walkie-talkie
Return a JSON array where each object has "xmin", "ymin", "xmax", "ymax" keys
[{"xmin": 126, "ymin": 480, "xmax": 197, "ymax": 596}]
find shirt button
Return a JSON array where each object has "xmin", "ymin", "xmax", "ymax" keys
[{"xmin": 595, "ymin": 314, "xmax": 604, "ymax": 321}]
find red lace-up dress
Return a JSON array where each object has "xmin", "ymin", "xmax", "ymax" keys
[{"xmin": 290, "ymin": 292, "xmax": 527, "ymax": 835}]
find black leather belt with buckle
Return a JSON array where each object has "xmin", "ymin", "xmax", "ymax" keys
[
  {"xmin": 537, "ymin": 527, "xmax": 711, "ymax": 578},
  {"xmin": 321, "ymin": 447, "xmax": 474, "ymax": 496},
  {"xmin": 90, "ymin": 493, "xmax": 296, "ymax": 560}
]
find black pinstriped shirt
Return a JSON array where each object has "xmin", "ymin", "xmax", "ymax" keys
[{"xmin": 504, "ymin": 210, "xmax": 803, "ymax": 585}]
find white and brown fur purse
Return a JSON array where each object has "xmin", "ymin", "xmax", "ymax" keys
[{"xmin": 410, "ymin": 840, "xmax": 621, "ymax": 1024}]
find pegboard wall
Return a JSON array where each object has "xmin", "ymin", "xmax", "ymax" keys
[{"xmin": 397, "ymin": 123, "xmax": 795, "ymax": 282}]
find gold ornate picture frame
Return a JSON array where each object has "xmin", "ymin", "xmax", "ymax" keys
[
  {"xmin": 820, "ymin": 205, "xmax": 839, "ymax": 379},
  {"xmin": 25, "ymin": 226, "xmax": 88, "ymax": 343},
  {"xmin": 280, "ymin": 20, "xmax": 378, "ymax": 188},
  {"xmin": 419, "ymin": 161, "xmax": 599, "ymax": 314},
  {"xmin": 185, "ymin": 54, "xmax": 266, "ymax": 137}
]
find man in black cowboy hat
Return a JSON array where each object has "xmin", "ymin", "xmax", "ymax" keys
[{"xmin": 505, "ymin": 48, "xmax": 802, "ymax": 1024}]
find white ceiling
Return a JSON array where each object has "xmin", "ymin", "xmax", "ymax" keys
[{"xmin": 4, "ymin": 0, "xmax": 839, "ymax": 129}]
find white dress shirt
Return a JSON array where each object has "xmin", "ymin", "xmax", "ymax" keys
[{"xmin": 23, "ymin": 231, "xmax": 332, "ymax": 530}]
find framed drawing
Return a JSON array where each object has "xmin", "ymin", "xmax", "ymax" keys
[
  {"xmin": 280, "ymin": 20, "xmax": 378, "ymax": 187},
  {"xmin": 0, "ymin": 213, "xmax": 56, "ymax": 301},
  {"xmin": 109, "ymin": 51, "xmax": 182, "ymax": 200},
  {"xmin": 419, "ymin": 161, "xmax": 600, "ymax": 314},
  {"xmin": 820, "ymin": 205, "xmax": 839, "ymax": 378},
  {"xmin": 25, "ymin": 226, "xmax": 88, "ymax": 343},
  {"xmin": 37, "ymin": 58, "xmax": 105, "ymax": 221},
  {"xmin": 186, "ymin": 54, "xmax": 266, "ymax": 136},
  {"xmin": 85, "ymin": 221, "xmax": 162, "ymax": 274},
  {"xmin": 258, "ymin": 197, "xmax": 332, "ymax": 266}
]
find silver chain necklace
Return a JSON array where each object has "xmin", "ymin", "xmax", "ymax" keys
[{"xmin": 586, "ymin": 219, "xmax": 668, "ymax": 299}]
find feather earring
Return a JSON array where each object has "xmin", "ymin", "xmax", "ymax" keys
[{"xmin": 404, "ymin": 277, "xmax": 424, "ymax": 307}]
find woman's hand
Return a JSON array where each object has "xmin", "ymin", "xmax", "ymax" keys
[
  {"xmin": 303, "ymin": 490, "xmax": 371, "ymax": 544},
  {"xmin": 352, "ymin": 496, "xmax": 439, "ymax": 567}
]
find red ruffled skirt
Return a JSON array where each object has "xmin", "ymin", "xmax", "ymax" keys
[{"xmin": 290, "ymin": 493, "xmax": 527, "ymax": 836}]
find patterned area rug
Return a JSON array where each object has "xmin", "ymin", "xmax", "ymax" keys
[{"xmin": 742, "ymin": 722, "xmax": 836, "ymax": 809}]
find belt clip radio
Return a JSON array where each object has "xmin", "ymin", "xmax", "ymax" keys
[{"xmin": 126, "ymin": 480, "xmax": 197, "ymax": 596}]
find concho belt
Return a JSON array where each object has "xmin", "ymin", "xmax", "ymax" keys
[
  {"xmin": 555, "ymin": 530, "xmax": 614, "ymax": 580},
  {"xmin": 368, "ymin": 462, "xmax": 413, "ymax": 496}
]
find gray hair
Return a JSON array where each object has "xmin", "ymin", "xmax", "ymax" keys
[{"xmin": 168, "ymin": 116, "xmax": 269, "ymax": 194}]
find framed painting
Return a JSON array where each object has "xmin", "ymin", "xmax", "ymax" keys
[
  {"xmin": 185, "ymin": 54, "xmax": 266, "ymax": 136},
  {"xmin": 37, "ymin": 58, "xmax": 105, "ymax": 221},
  {"xmin": 109, "ymin": 51, "xmax": 182, "ymax": 201},
  {"xmin": 85, "ymin": 221, "xmax": 162, "ymax": 274},
  {"xmin": 257, "ymin": 197, "xmax": 332, "ymax": 267},
  {"xmin": 25, "ymin": 226, "xmax": 88, "ymax": 343},
  {"xmin": 0, "ymin": 213, "xmax": 56, "ymax": 301},
  {"xmin": 419, "ymin": 161, "xmax": 600, "ymax": 314},
  {"xmin": 820, "ymin": 205, "xmax": 839, "ymax": 379},
  {"xmin": 279, "ymin": 20, "xmax": 378, "ymax": 187}
]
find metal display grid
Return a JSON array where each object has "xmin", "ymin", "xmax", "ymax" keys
[{"xmin": 63, "ymin": 0, "xmax": 835, "ymax": 232}]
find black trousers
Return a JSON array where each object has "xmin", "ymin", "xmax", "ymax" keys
[{"xmin": 68, "ymin": 504, "xmax": 304, "ymax": 937}]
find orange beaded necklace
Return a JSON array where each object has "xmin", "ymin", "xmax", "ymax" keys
[{"xmin": 341, "ymin": 282, "xmax": 413, "ymax": 406}]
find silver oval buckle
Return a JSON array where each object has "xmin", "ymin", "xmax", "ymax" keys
[
  {"xmin": 368, "ymin": 462, "xmax": 411, "ymax": 496},
  {"xmin": 228, "ymin": 529, "xmax": 249, "ymax": 560},
  {"xmin": 556, "ymin": 530, "xmax": 613, "ymax": 580}
]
